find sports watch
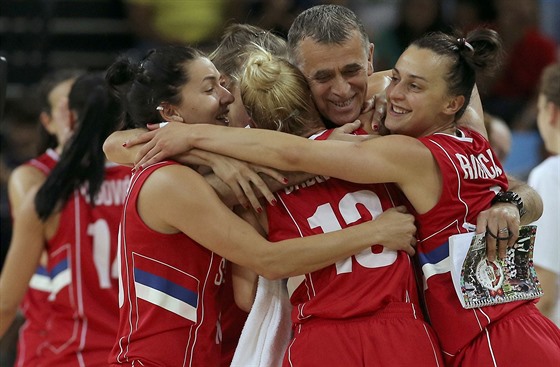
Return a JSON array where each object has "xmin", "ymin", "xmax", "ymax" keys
[{"xmin": 491, "ymin": 191, "xmax": 527, "ymax": 217}]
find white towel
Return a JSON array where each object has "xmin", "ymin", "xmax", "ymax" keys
[{"xmin": 230, "ymin": 276, "xmax": 292, "ymax": 367}]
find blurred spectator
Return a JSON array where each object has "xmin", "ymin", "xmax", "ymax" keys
[
  {"xmin": 529, "ymin": 62, "xmax": 560, "ymax": 327},
  {"xmin": 481, "ymin": 0, "xmax": 557, "ymax": 130},
  {"xmin": 539, "ymin": 0, "xmax": 560, "ymax": 44},
  {"xmin": 484, "ymin": 113, "xmax": 512, "ymax": 162},
  {"xmin": 225, "ymin": 1, "xmax": 350, "ymax": 38},
  {"xmin": 124, "ymin": 0, "xmax": 227, "ymax": 53},
  {"xmin": 451, "ymin": 0, "xmax": 497, "ymax": 33},
  {"xmin": 373, "ymin": 0, "xmax": 451, "ymax": 70},
  {"xmin": 1, "ymin": 98, "xmax": 41, "ymax": 171},
  {"xmin": 0, "ymin": 95, "xmax": 40, "ymax": 269}
]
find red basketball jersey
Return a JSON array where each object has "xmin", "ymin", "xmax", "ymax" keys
[
  {"xmin": 415, "ymin": 129, "xmax": 520, "ymax": 356},
  {"xmin": 267, "ymin": 129, "xmax": 422, "ymax": 323},
  {"xmin": 15, "ymin": 149, "xmax": 58, "ymax": 367},
  {"xmin": 220, "ymin": 261, "xmax": 248, "ymax": 367},
  {"xmin": 39, "ymin": 163, "xmax": 131, "ymax": 366},
  {"xmin": 110, "ymin": 161, "xmax": 225, "ymax": 367}
]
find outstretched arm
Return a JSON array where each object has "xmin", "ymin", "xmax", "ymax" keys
[
  {"xmin": 104, "ymin": 128, "xmax": 288, "ymax": 210},
  {"xmin": 0, "ymin": 191, "xmax": 45, "ymax": 337},
  {"xmin": 144, "ymin": 165, "xmax": 418, "ymax": 279}
]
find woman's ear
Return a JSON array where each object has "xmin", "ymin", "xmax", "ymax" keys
[
  {"xmin": 39, "ymin": 111, "xmax": 56, "ymax": 134},
  {"xmin": 157, "ymin": 104, "xmax": 183, "ymax": 123},
  {"xmin": 444, "ymin": 95, "xmax": 465, "ymax": 116},
  {"xmin": 549, "ymin": 101, "xmax": 559, "ymax": 128}
]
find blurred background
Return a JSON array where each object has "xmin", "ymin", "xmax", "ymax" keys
[{"xmin": 0, "ymin": 0, "xmax": 558, "ymax": 364}]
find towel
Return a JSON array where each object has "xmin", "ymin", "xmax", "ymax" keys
[{"xmin": 230, "ymin": 276, "xmax": 292, "ymax": 367}]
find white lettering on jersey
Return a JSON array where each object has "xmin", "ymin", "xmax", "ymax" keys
[
  {"xmin": 455, "ymin": 149, "xmax": 502, "ymax": 180},
  {"xmin": 81, "ymin": 176, "xmax": 131, "ymax": 206},
  {"xmin": 284, "ymin": 176, "xmax": 330, "ymax": 194},
  {"xmin": 214, "ymin": 258, "xmax": 226, "ymax": 286}
]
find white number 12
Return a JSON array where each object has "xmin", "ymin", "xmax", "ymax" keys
[{"xmin": 307, "ymin": 190, "xmax": 398, "ymax": 275}]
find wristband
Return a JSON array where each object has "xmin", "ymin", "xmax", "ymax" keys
[{"xmin": 491, "ymin": 191, "xmax": 526, "ymax": 217}]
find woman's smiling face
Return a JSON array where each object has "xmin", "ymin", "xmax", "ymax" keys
[
  {"xmin": 175, "ymin": 57, "xmax": 234, "ymax": 126},
  {"xmin": 385, "ymin": 46, "xmax": 458, "ymax": 138}
]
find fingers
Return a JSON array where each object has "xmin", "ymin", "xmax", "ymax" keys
[
  {"xmin": 133, "ymin": 141, "xmax": 158, "ymax": 170},
  {"xmin": 134, "ymin": 150, "xmax": 162, "ymax": 172},
  {"xmin": 496, "ymin": 227, "xmax": 511, "ymax": 260},
  {"xmin": 253, "ymin": 166, "xmax": 288, "ymax": 185},
  {"xmin": 404, "ymin": 244, "xmax": 416, "ymax": 257},
  {"xmin": 484, "ymin": 213, "xmax": 501, "ymax": 261},
  {"xmin": 476, "ymin": 203, "xmax": 521, "ymax": 261},
  {"xmin": 237, "ymin": 176, "xmax": 267, "ymax": 212},
  {"xmin": 146, "ymin": 122, "xmax": 163, "ymax": 130},
  {"xmin": 339, "ymin": 120, "xmax": 362, "ymax": 134},
  {"xmin": 370, "ymin": 93, "xmax": 387, "ymax": 132},
  {"xmin": 361, "ymin": 96, "xmax": 375, "ymax": 114},
  {"xmin": 505, "ymin": 217, "xmax": 520, "ymax": 248},
  {"xmin": 125, "ymin": 129, "xmax": 157, "ymax": 149},
  {"xmin": 402, "ymin": 236, "xmax": 417, "ymax": 256},
  {"xmin": 229, "ymin": 182, "xmax": 251, "ymax": 211}
]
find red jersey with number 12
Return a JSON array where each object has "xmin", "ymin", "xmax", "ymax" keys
[{"xmin": 267, "ymin": 129, "xmax": 423, "ymax": 323}]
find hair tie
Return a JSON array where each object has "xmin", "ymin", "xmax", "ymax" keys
[{"xmin": 457, "ymin": 38, "xmax": 474, "ymax": 53}]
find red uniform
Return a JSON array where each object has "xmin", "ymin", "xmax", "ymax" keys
[
  {"xmin": 416, "ymin": 129, "xmax": 560, "ymax": 366},
  {"xmin": 14, "ymin": 149, "xmax": 58, "ymax": 367},
  {"xmin": 38, "ymin": 163, "xmax": 131, "ymax": 366},
  {"xmin": 269, "ymin": 130, "xmax": 442, "ymax": 366},
  {"xmin": 110, "ymin": 161, "xmax": 225, "ymax": 367},
  {"xmin": 220, "ymin": 262, "xmax": 248, "ymax": 367}
]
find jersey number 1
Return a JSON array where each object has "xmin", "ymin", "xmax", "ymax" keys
[{"xmin": 88, "ymin": 219, "xmax": 119, "ymax": 289}]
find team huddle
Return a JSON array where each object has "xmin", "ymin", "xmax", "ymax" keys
[{"xmin": 1, "ymin": 4, "xmax": 559, "ymax": 367}]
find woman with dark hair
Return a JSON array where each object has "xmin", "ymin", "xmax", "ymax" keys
[
  {"xmin": 5, "ymin": 68, "xmax": 83, "ymax": 367},
  {"xmin": 104, "ymin": 44, "xmax": 416, "ymax": 366},
  {"xmin": 0, "ymin": 72, "xmax": 131, "ymax": 366},
  {"xmin": 128, "ymin": 29, "xmax": 560, "ymax": 366}
]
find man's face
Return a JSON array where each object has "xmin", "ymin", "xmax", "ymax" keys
[{"xmin": 294, "ymin": 31, "xmax": 373, "ymax": 126}]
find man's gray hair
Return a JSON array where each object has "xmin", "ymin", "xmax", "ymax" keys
[{"xmin": 287, "ymin": 4, "xmax": 370, "ymax": 65}]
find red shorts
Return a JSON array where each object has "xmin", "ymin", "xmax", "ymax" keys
[
  {"xmin": 449, "ymin": 303, "xmax": 560, "ymax": 367},
  {"xmin": 283, "ymin": 302, "xmax": 443, "ymax": 367}
]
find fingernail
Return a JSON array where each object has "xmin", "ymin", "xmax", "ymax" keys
[
  {"xmin": 270, "ymin": 199, "xmax": 277, "ymax": 206},
  {"xmin": 282, "ymin": 177, "xmax": 289, "ymax": 184},
  {"xmin": 372, "ymin": 124, "xmax": 379, "ymax": 131},
  {"xmin": 131, "ymin": 168, "xmax": 136, "ymax": 174},
  {"xmin": 122, "ymin": 141, "xmax": 128, "ymax": 147},
  {"xmin": 138, "ymin": 165, "xmax": 143, "ymax": 170},
  {"xmin": 257, "ymin": 207, "xmax": 263, "ymax": 213}
]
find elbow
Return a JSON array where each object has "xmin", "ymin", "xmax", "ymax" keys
[
  {"xmin": 248, "ymin": 252, "xmax": 287, "ymax": 280},
  {"xmin": 536, "ymin": 297, "xmax": 555, "ymax": 317},
  {"xmin": 254, "ymin": 257, "xmax": 289, "ymax": 280},
  {"xmin": 102, "ymin": 138, "xmax": 116, "ymax": 162}
]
